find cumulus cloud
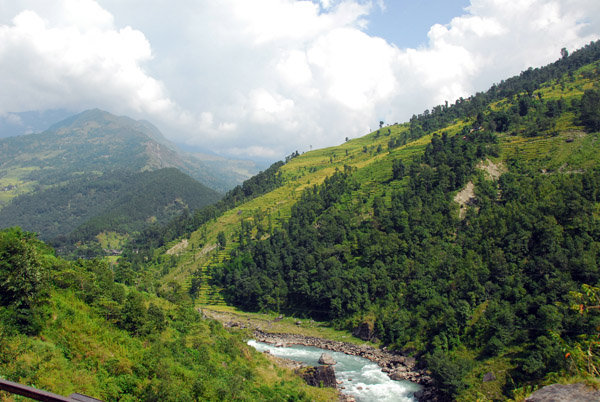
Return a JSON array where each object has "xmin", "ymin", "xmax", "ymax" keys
[
  {"xmin": 0, "ymin": 0, "xmax": 599, "ymax": 160},
  {"xmin": 0, "ymin": 2, "xmax": 180, "ymax": 121}
]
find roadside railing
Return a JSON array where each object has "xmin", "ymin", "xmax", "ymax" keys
[{"xmin": 0, "ymin": 379, "xmax": 103, "ymax": 402}]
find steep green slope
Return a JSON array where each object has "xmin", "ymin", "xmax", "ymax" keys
[
  {"xmin": 0, "ymin": 227, "xmax": 336, "ymax": 402},
  {"xmin": 71, "ymin": 168, "xmax": 222, "ymax": 241},
  {"xmin": 0, "ymin": 168, "xmax": 221, "ymax": 251},
  {"xmin": 119, "ymin": 160, "xmax": 286, "ymax": 268},
  {"xmin": 127, "ymin": 42, "xmax": 600, "ymax": 401}
]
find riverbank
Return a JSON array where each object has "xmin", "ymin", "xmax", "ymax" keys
[
  {"xmin": 254, "ymin": 330, "xmax": 440, "ymax": 402},
  {"xmin": 200, "ymin": 306, "xmax": 441, "ymax": 402}
]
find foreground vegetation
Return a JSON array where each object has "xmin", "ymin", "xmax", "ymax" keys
[{"xmin": 0, "ymin": 227, "xmax": 336, "ymax": 401}]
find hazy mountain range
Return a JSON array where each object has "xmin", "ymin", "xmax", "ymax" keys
[{"xmin": 0, "ymin": 109, "xmax": 265, "ymax": 251}]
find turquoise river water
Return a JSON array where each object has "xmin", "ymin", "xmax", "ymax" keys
[{"xmin": 248, "ymin": 340, "xmax": 421, "ymax": 402}]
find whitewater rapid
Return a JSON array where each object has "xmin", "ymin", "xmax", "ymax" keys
[{"xmin": 248, "ymin": 340, "xmax": 420, "ymax": 402}]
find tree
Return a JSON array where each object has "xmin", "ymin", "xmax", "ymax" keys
[
  {"xmin": 217, "ymin": 231, "xmax": 227, "ymax": 249},
  {"xmin": 392, "ymin": 159, "xmax": 406, "ymax": 180},
  {"xmin": 426, "ymin": 350, "xmax": 472, "ymax": 399},
  {"xmin": 0, "ymin": 227, "xmax": 49, "ymax": 333},
  {"xmin": 561, "ymin": 47, "xmax": 569, "ymax": 59},
  {"xmin": 518, "ymin": 96, "xmax": 530, "ymax": 116},
  {"xmin": 580, "ymin": 89, "xmax": 600, "ymax": 132},
  {"xmin": 146, "ymin": 303, "xmax": 166, "ymax": 333},
  {"xmin": 189, "ymin": 269, "xmax": 203, "ymax": 300},
  {"xmin": 120, "ymin": 290, "xmax": 147, "ymax": 335},
  {"xmin": 0, "ymin": 228, "xmax": 47, "ymax": 309}
]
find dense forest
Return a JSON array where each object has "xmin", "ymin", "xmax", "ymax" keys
[
  {"xmin": 0, "ymin": 168, "xmax": 221, "ymax": 254},
  {"xmin": 203, "ymin": 41, "xmax": 600, "ymax": 400}
]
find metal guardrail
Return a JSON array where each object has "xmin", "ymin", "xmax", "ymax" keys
[{"xmin": 0, "ymin": 379, "xmax": 104, "ymax": 402}]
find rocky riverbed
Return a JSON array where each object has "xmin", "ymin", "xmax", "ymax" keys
[
  {"xmin": 253, "ymin": 330, "xmax": 440, "ymax": 402},
  {"xmin": 201, "ymin": 308, "xmax": 441, "ymax": 402}
]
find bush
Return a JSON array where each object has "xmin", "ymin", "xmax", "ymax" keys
[{"xmin": 426, "ymin": 350, "xmax": 473, "ymax": 400}]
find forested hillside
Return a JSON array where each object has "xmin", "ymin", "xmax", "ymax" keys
[
  {"xmin": 0, "ymin": 168, "xmax": 221, "ymax": 254},
  {"xmin": 119, "ymin": 41, "xmax": 600, "ymax": 401},
  {"xmin": 4, "ymin": 42, "xmax": 598, "ymax": 402},
  {"xmin": 0, "ymin": 227, "xmax": 335, "ymax": 401}
]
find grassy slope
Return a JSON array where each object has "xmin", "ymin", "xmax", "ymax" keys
[
  {"xmin": 0, "ymin": 166, "xmax": 41, "ymax": 207},
  {"xmin": 160, "ymin": 127, "xmax": 434, "ymax": 292},
  {"xmin": 0, "ymin": 289, "xmax": 336, "ymax": 402}
]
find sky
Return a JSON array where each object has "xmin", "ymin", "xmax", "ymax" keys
[{"xmin": 0, "ymin": 0, "xmax": 599, "ymax": 161}]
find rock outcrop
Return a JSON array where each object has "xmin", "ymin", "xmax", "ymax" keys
[
  {"xmin": 525, "ymin": 383, "xmax": 600, "ymax": 402},
  {"xmin": 297, "ymin": 365, "xmax": 337, "ymax": 388},
  {"xmin": 352, "ymin": 322, "xmax": 378, "ymax": 342}
]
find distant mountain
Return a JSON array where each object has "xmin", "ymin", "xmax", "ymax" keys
[
  {"xmin": 0, "ymin": 109, "xmax": 233, "ymax": 253},
  {"xmin": 0, "ymin": 109, "xmax": 261, "ymax": 193},
  {"xmin": 0, "ymin": 168, "xmax": 221, "ymax": 250}
]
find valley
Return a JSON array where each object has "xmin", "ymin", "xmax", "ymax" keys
[{"xmin": 1, "ymin": 41, "xmax": 600, "ymax": 402}]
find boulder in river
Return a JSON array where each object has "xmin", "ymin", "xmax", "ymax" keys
[{"xmin": 318, "ymin": 353, "xmax": 336, "ymax": 365}]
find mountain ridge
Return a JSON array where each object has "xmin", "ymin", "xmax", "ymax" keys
[{"xmin": 0, "ymin": 109, "xmax": 228, "ymax": 254}]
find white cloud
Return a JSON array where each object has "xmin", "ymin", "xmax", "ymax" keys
[
  {"xmin": 276, "ymin": 50, "xmax": 313, "ymax": 87},
  {"xmin": 228, "ymin": 145, "xmax": 280, "ymax": 159},
  {"xmin": 307, "ymin": 27, "xmax": 397, "ymax": 110},
  {"xmin": 0, "ymin": 4, "xmax": 178, "ymax": 119},
  {"xmin": 5, "ymin": 113, "xmax": 23, "ymax": 125},
  {"xmin": 0, "ymin": 0, "xmax": 599, "ymax": 160}
]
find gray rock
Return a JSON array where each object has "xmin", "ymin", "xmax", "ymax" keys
[
  {"xmin": 297, "ymin": 365, "xmax": 336, "ymax": 388},
  {"xmin": 483, "ymin": 371, "xmax": 496, "ymax": 382},
  {"xmin": 390, "ymin": 372, "xmax": 407, "ymax": 381},
  {"xmin": 318, "ymin": 353, "xmax": 336, "ymax": 365},
  {"xmin": 352, "ymin": 322, "xmax": 377, "ymax": 342},
  {"xmin": 525, "ymin": 383, "xmax": 600, "ymax": 402},
  {"xmin": 403, "ymin": 356, "xmax": 417, "ymax": 369}
]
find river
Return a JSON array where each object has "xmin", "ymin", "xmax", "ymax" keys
[{"xmin": 248, "ymin": 340, "xmax": 421, "ymax": 402}]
